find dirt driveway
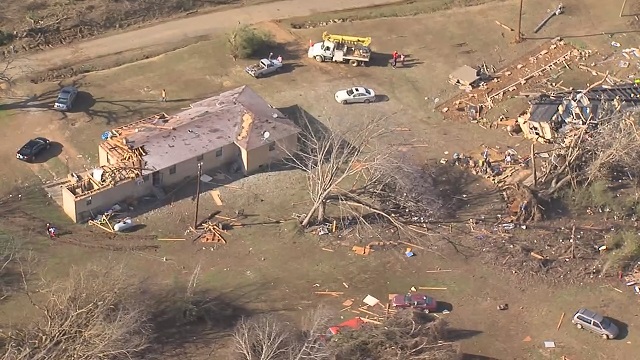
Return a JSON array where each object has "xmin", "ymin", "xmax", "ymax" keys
[{"xmin": 4, "ymin": 0, "xmax": 404, "ymax": 79}]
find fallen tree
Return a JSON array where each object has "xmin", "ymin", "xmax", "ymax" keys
[{"xmin": 285, "ymin": 115, "xmax": 443, "ymax": 233}]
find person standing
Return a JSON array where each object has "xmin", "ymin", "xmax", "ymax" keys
[
  {"xmin": 400, "ymin": 53, "xmax": 406, "ymax": 66},
  {"xmin": 161, "ymin": 89, "xmax": 167, "ymax": 102},
  {"xmin": 276, "ymin": 55, "xmax": 283, "ymax": 63},
  {"xmin": 392, "ymin": 51, "xmax": 399, "ymax": 68}
]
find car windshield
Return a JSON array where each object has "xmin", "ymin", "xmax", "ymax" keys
[
  {"xmin": 364, "ymin": 88, "xmax": 371, "ymax": 95},
  {"xmin": 57, "ymin": 93, "xmax": 69, "ymax": 104},
  {"xmin": 20, "ymin": 140, "xmax": 39, "ymax": 154},
  {"xmin": 346, "ymin": 89, "xmax": 354, "ymax": 96}
]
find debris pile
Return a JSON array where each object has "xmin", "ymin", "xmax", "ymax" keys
[{"xmin": 438, "ymin": 39, "xmax": 592, "ymax": 124}]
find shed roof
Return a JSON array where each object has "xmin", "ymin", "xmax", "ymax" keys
[{"xmin": 112, "ymin": 86, "xmax": 300, "ymax": 171}]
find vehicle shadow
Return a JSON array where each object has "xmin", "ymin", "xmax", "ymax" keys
[
  {"xmin": 369, "ymin": 52, "xmax": 393, "ymax": 67},
  {"xmin": 610, "ymin": 318, "xmax": 629, "ymax": 340},
  {"xmin": 374, "ymin": 94, "xmax": 390, "ymax": 102},
  {"xmin": 437, "ymin": 301, "xmax": 454, "ymax": 313},
  {"xmin": 447, "ymin": 328, "xmax": 483, "ymax": 341},
  {"xmin": 71, "ymin": 91, "xmax": 96, "ymax": 113},
  {"xmin": 33, "ymin": 141, "xmax": 63, "ymax": 163}
]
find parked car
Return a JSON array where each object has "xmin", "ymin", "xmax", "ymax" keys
[
  {"xmin": 245, "ymin": 59, "xmax": 283, "ymax": 78},
  {"xmin": 16, "ymin": 137, "xmax": 51, "ymax": 162},
  {"xmin": 54, "ymin": 86, "xmax": 78, "ymax": 111},
  {"xmin": 391, "ymin": 293, "xmax": 438, "ymax": 312},
  {"xmin": 572, "ymin": 308, "xmax": 619, "ymax": 339},
  {"xmin": 334, "ymin": 87, "xmax": 376, "ymax": 104}
]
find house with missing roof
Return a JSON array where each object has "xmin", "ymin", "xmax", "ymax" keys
[
  {"xmin": 59, "ymin": 86, "xmax": 301, "ymax": 223},
  {"xmin": 517, "ymin": 84, "xmax": 640, "ymax": 143}
]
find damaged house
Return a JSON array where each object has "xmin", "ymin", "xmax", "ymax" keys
[
  {"xmin": 58, "ymin": 86, "xmax": 301, "ymax": 223},
  {"xmin": 517, "ymin": 83, "xmax": 640, "ymax": 143}
]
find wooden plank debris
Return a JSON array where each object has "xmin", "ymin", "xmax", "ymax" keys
[
  {"xmin": 530, "ymin": 252, "xmax": 544, "ymax": 260},
  {"xmin": 360, "ymin": 318, "xmax": 382, "ymax": 325},
  {"xmin": 158, "ymin": 238, "xmax": 186, "ymax": 241},
  {"xmin": 210, "ymin": 190, "xmax": 223, "ymax": 206},
  {"xmin": 418, "ymin": 287, "xmax": 448, "ymax": 290},
  {"xmin": 495, "ymin": 20, "xmax": 515, "ymax": 31},
  {"xmin": 342, "ymin": 299, "xmax": 354, "ymax": 306},
  {"xmin": 314, "ymin": 291, "xmax": 344, "ymax": 296},
  {"xmin": 424, "ymin": 269, "xmax": 453, "ymax": 273},
  {"xmin": 557, "ymin": 312, "xmax": 565, "ymax": 330},
  {"xmin": 322, "ymin": 248, "xmax": 335, "ymax": 252}
]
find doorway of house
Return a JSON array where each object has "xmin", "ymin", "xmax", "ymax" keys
[{"xmin": 152, "ymin": 171, "xmax": 162, "ymax": 186}]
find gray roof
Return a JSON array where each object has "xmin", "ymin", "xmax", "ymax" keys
[
  {"xmin": 528, "ymin": 83, "xmax": 640, "ymax": 123},
  {"xmin": 119, "ymin": 86, "xmax": 300, "ymax": 171}
]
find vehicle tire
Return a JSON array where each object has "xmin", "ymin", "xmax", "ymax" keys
[
  {"xmin": 341, "ymin": 100, "xmax": 348, "ymax": 105},
  {"xmin": 315, "ymin": 56, "xmax": 324, "ymax": 62},
  {"xmin": 349, "ymin": 59, "xmax": 359, "ymax": 67},
  {"xmin": 364, "ymin": 99, "xmax": 371, "ymax": 104},
  {"xmin": 602, "ymin": 334, "xmax": 609, "ymax": 340},
  {"xmin": 576, "ymin": 324, "xmax": 583, "ymax": 329}
]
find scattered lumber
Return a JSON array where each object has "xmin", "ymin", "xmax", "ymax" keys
[
  {"xmin": 530, "ymin": 252, "xmax": 544, "ymax": 260},
  {"xmin": 200, "ymin": 221, "xmax": 227, "ymax": 243},
  {"xmin": 158, "ymin": 238, "xmax": 186, "ymax": 241},
  {"xmin": 360, "ymin": 318, "xmax": 382, "ymax": 325},
  {"xmin": 424, "ymin": 269, "xmax": 453, "ymax": 273}
]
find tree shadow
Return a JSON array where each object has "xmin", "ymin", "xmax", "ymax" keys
[
  {"xmin": 32, "ymin": 141, "xmax": 63, "ymax": 163},
  {"xmin": 0, "ymin": 76, "xmax": 198, "ymax": 125},
  {"xmin": 143, "ymin": 282, "xmax": 287, "ymax": 359},
  {"xmin": 447, "ymin": 329, "xmax": 483, "ymax": 341},
  {"xmin": 461, "ymin": 354, "xmax": 499, "ymax": 360}
]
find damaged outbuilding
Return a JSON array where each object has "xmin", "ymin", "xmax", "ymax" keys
[{"xmin": 518, "ymin": 83, "xmax": 640, "ymax": 143}]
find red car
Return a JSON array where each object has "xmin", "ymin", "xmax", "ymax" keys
[
  {"xmin": 391, "ymin": 293, "xmax": 438, "ymax": 312},
  {"xmin": 325, "ymin": 317, "xmax": 365, "ymax": 338}
]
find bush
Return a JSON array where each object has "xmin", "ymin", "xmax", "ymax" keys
[
  {"xmin": 227, "ymin": 25, "xmax": 275, "ymax": 60},
  {"xmin": 0, "ymin": 30, "xmax": 14, "ymax": 46},
  {"xmin": 562, "ymin": 180, "xmax": 636, "ymax": 214}
]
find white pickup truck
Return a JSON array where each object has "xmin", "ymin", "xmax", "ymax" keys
[{"xmin": 245, "ymin": 59, "xmax": 283, "ymax": 78}]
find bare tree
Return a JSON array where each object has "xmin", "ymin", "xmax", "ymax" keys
[
  {"xmin": 233, "ymin": 306, "xmax": 333, "ymax": 360},
  {"xmin": 1, "ymin": 263, "xmax": 151, "ymax": 360},
  {"xmin": 286, "ymin": 114, "xmax": 442, "ymax": 232}
]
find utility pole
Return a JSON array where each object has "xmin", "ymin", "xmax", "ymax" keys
[
  {"xmin": 620, "ymin": 0, "xmax": 628, "ymax": 17},
  {"xmin": 516, "ymin": 0, "xmax": 524, "ymax": 43},
  {"xmin": 193, "ymin": 163, "xmax": 203, "ymax": 229}
]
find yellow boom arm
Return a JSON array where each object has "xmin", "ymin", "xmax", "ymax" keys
[{"xmin": 322, "ymin": 32, "xmax": 371, "ymax": 46}]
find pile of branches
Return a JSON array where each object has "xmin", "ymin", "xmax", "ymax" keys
[{"xmin": 332, "ymin": 312, "xmax": 459, "ymax": 360}]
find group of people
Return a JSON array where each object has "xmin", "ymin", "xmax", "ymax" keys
[{"xmin": 391, "ymin": 51, "xmax": 406, "ymax": 69}]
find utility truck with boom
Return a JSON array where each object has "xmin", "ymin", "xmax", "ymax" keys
[{"xmin": 308, "ymin": 32, "xmax": 372, "ymax": 67}]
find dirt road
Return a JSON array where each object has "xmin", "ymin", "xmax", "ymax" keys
[{"xmin": 8, "ymin": 0, "xmax": 401, "ymax": 79}]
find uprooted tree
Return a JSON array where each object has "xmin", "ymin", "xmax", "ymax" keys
[
  {"xmin": 227, "ymin": 24, "xmax": 275, "ymax": 61},
  {"xmin": 286, "ymin": 115, "xmax": 443, "ymax": 232},
  {"xmin": 1, "ymin": 263, "xmax": 151, "ymax": 360},
  {"xmin": 233, "ymin": 309, "xmax": 460, "ymax": 360}
]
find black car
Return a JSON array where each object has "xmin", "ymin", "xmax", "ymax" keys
[{"xmin": 16, "ymin": 137, "xmax": 51, "ymax": 162}]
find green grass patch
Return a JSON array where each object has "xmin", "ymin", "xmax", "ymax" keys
[
  {"xmin": 560, "ymin": 180, "xmax": 638, "ymax": 215},
  {"xmin": 607, "ymin": 231, "xmax": 640, "ymax": 272},
  {"xmin": 283, "ymin": 0, "xmax": 503, "ymax": 28}
]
